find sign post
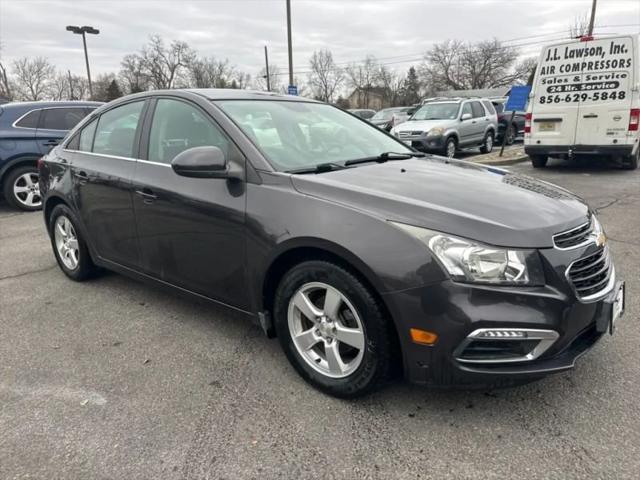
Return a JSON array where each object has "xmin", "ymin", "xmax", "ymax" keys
[{"xmin": 499, "ymin": 85, "xmax": 531, "ymax": 157}]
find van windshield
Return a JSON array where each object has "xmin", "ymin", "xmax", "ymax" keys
[
  {"xmin": 216, "ymin": 100, "xmax": 412, "ymax": 171},
  {"xmin": 411, "ymin": 103, "xmax": 460, "ymax": 120}
]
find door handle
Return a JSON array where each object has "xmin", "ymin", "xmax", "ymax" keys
[
  {"xmin": 135, "ymin": 188, "xmax": 158, "ymax": 204},
  {"xmin": 73, "ymin": 171, "xmax": 89, "ymax": 184},
  {"xmin": 44, "ymin": 140, "xmax": 59, "ymax": 146},
  {"xmin": 471, "ymin": 120, "xmax": 477, "ymax": 124},
  {"xmin": 583, "ymin": 114, "xmax": 598, "ymax": 118}
]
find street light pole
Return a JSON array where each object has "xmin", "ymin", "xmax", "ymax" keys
[
  {"xmin": 286, "ymin": 0, "xmax": 293, "ymax": 87},
  {"xmin": 264, "ymin": 45, "xmax": 271, "ymax": 92},
  {"xmin": 587, "ymin": 0, "xmax": 597, "ymax": 36},
  {"xmin": 66, "ymin": 25, "xmax": 99, "ymax": 99}
]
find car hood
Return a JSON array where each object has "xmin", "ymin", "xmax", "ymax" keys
[
  {"xmin": 290, "ymin": 158, "xmax": 589, "ymax": 248},
  {"xmin": 394, "ymin": 119, "xmax": 452, "ymax": 132},
  {"xmin": 371, "ymin": 119, "xmax": 391, "ymax": 126}
]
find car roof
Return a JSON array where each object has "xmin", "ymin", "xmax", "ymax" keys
[
  {"xmin": 0, "ymin": 100, "xmax": 103, "ymax": 110},
  {"xmin": 186, "ymin": 88, "xmax": 320, "ymax": 102}
]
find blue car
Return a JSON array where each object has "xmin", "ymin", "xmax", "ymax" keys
[{"xmin": 0, "ymin": 101, "xmax": 101, "ymax": 210}]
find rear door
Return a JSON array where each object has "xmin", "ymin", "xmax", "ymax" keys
[
  {"xmin": 529, "ymin": 42, "xmax": 582, "ymax": 146},
  {"xmin": 574, "ymin": 36, "xmax": 635, "ymax": 146},
  {"xmin": 470, "ymin": 101, "xmax": 490, "ymax": 141},
  {"xmin": 458, "ymin": 102, "xmax": 475, "ymax": 145},
  {"xmin": 36, "ymin": 107, "xmax": 92, "ymax": 154}
]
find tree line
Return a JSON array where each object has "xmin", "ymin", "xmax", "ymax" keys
[{"xmin": 0, "ymin": 35, "xmax": 536, "ymax": 108}]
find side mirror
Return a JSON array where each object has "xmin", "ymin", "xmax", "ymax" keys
[
  {"xmin": 461, "ymin": 113, "xmax": 472, "ymax": 121},
  {"xmin": 171, "ymin": 146, "xmax": 232, "ymax": 179}
]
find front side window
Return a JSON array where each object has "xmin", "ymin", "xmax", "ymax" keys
[
  {"xmin": 461, "ymin": 103, "xmax": 472, "ymax": 118},
  {"xmin": 93, "ymin": 101, "xmax": 144, "ymax": 158},
  {"xmin": 15, "ymin": 110, "xmax": 40, "ymax": 128},
  {"xmin": 148, "ymin": 99, "xmax": 231, "ymax": 164},
  {"xmin": 217, "ymin": 100, "xmax": 411, "ymax": 171},
  {"xmin": 41, "ymin": 108, "xmax": 88, "ymax": 130},
  {"xmin": 471, "ymin": 102, "xmax": 486, "ymax": 118},
  {"xmin": 412, "ymin": 103, "xmax": 460, "ymax": 121}
]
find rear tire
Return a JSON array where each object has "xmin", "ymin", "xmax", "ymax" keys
[
  {"xmin": 530, "ymin": 155, "xmax": 548, "ymax": 168},
  {"xmin": 479, "ymin": 131, "xmax": 494, "ymax": 154},
  {"xmin": 48, "ymin": 204, "xmax": 99, "ymax": 281},
  {"xmin": 273, "ymin": 260, "xmax": 394, "ymax": 398},
  {"xmin": 2, "ymin": 165, "xmax": 42, "ymax": 211},
  {"xmin": 622, "ymin": 149, "xmax": 638, "ymax": 170},
  {"xmin": 505, "ymin": 124, "xmax": 516, "ymax": 145}
]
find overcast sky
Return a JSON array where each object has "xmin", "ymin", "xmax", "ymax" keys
[{"xmin": 0, "ymin": 0, "xmax": 638, "ymax": 82}]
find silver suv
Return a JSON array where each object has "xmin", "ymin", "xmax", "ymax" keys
[{"xmin": 391, "ymin": 98, "xmax": 498, "ymax": 158}]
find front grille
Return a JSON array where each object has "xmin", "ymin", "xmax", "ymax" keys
[
  {"xmin": 553, "ymin": 219, "xmax": 592, "ymax": 249},
  {"xmin": 397, "ymin": 131, "xmax": 422, "ymax": 138},
  {"xmin": 566, "ymin": 246, "xmax": 612, "ymax": 299}
]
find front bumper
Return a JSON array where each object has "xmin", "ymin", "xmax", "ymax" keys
[
  {"xmin": 382, "ymin": 272, "xmax": 621, "ymax": 388},
  {"xmin": 400, "ymin": 136, "xmax": 445, "ymax": 152}
]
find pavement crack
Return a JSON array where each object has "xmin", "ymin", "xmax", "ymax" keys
[
  {"xmin": 594, "ymin": 198, "xmax": 619, "ymax": 213},
  {"xmin": 607, "ymin": 236, "xmax": 640, "ymax": 247},
  {"xmin": 0, "ymin": 264, "xmax": 57, "ymax": 281}
]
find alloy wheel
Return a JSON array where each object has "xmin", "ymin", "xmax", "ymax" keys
[
  {"xmin": 287, "ymin": 282, "xmax": 365, "ymax": 378},
  {"xmin": 485, "ymin": 134, "xmax": 493, "ymax": 152},
  {"xmin": 446, "ymin": 140, "xmax": 456, "ymax": 158},
  {"xmin": 54, "ymin": 215, "xmax": 80, "ymax": 270},
  {"xmin": 13, "ymin": 172, "xmax": 41, "ymax": 208}
]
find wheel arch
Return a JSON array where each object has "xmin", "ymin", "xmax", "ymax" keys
[{"xmin": 0, "ymin": 155, "xmax": 40, "ymax": 183}]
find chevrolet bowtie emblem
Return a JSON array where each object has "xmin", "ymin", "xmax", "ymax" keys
[{"xmin": 595, "ymin": 231, "xmax": 607, "ymax": 248}]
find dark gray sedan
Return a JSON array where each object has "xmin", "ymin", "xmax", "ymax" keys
[{"xmin": 39, "ymin": 89, "xmax": 624, "ymax": 397}]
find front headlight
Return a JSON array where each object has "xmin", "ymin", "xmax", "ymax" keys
[
  {"xmin": 390, "ymin": 222, "xmax": 545, "ymax": 286},
  {"xmin": 428, "ymin": 127, "xmax": 444, "ymax": 136}
]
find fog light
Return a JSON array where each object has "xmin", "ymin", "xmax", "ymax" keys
[{"xmin": 410, "ymin": 328, "xmax": 438, "ymax": 345}]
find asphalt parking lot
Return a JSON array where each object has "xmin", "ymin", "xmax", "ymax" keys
[{"xmin": 1, "ymin": 158, "xmax": 638, "ymax": 480}]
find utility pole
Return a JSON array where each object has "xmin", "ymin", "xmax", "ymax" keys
[
  {"xmin": 263, "ymin": 45, "xmax": 271, "ymax": 91},
  {"xmin": 587, "ymin": 0, "xmax": 597, "ymax": 36},
  {"xmin": 286, "ymin": 0, "xmax": 293, "ymax": 87},
  {"xmin": 67, "ymin": 70, "xmax": 74, "ymax": 100},
  {"xmin": 66, "ymin": 26, "xmax": 99, "ymax": 99}
]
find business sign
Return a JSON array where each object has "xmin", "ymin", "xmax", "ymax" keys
[
  {"xmin": 288, "ymin": 85, "xmax": 298, "ymax": 96},
  {"xmin": 535, "ymin": 37, "xmax": 632, "ymax": 105},
  {"xmin": 505, "ymin": 85, "xmax": 531, "ymax": 112}
]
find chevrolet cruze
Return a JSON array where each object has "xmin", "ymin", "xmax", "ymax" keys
[{"xmin": 39, "ymin": 89, "xmax": 625, "ymax": 398}]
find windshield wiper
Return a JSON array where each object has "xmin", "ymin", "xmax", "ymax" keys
[
  {"xmin": 285, "ymin": 162, "xmax": 347, "ymax": 174},
  {"xmin": 344, "ymin": 151, "xmax": 425, "ymax": 167}
]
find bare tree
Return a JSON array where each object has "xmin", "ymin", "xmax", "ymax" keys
[
  {"xmin": 376, "ymin": 65, "xmax": 404, "ymax": 106},
  {"xmin": 12, "ymin": 57, "xmax": 55, "ymax": 101},
  {"xmin": 345, "ymin": 55, "xmax": 378, "ymax": 108},
  {"xmin": 91, "ymin": 73, "xmax": 117, "ymax": 102},
  {"xmin": 187, "ymin": 56, "xmax": 236, "ymax": 88},
  {"xmin": 49, "ymin": 72, "xmax": 70, "ymax": 100},
  {"xmin": 119, "ymin": 54, "xmax": 150, "ymax": 93},
  {"xmin": 569, "ymin": 13, "xmax": 590, "ymax": 38},
  {"xmin": 420, "ymin": 39, "xmax": 525, "ymax": 92},
  {"xmin": 232, "ymin": 72, "xmax": 251, "ymax": 89},
  {"xmin": 141, "ymin": 35, "xmax": 194, "ymax": 89},
  {"xmin": 308, "ymin": 49, "xmax": 344, "ymax": 102},
  {"xmin": 0, "ymin": 60, "xmax": 11, "ymax": 100}
]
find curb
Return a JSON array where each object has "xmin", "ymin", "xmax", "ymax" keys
[{"xmin": 471, "ymin": 154, "xmax": 529, "ymax": 167}]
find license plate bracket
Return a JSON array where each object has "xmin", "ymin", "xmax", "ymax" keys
[
  {"xmin": 610, "ymin": 282, "xmax": 625, "ymax": 335},
  {"xmin": 539, "ymin": 122, "xmax": 555, "ymax": 132}
]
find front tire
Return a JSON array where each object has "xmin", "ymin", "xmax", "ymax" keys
[
  {"xmin": 530, "ymin": 155, "xmax": 548, "ymax": 168},
  {"xmin": 479, "ymin": 131, "xmax": 494, "ymax": 154},
  {"xmin": 48, "ymin": 204, "xmax": 99, "ymax": 281},
  {"xmin": 273, "ymin": 261, "xmax": 394, "ymax": 398},
  {"xmin": 3, "ymin": 165, "xmax": 42, "ymax": 211},
  {"xmin": 443, "ymin": 137, "xmax": 457, "ymax": 158}
]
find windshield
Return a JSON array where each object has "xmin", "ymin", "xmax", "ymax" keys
[
  {"xmin": 216, "ymin": 100, "xmax": 411, "ymax": 171},
  {"xmin": 371, "ymin": 108, "xmax": 401, "ymax": 121},
  {"xmin": 411, "ymin": 103, "xmax": 460, "ymax": 121}
]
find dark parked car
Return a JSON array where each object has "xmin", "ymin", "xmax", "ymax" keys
[
  {"xmin": 492, "ymin": 98, "xmax": 526, "ymax": 145},
  {"xmin": 348, "ymin": 108, "xmax": 376, "ymax": 120},
  {"xmin": 40, "ymin": 89, "xmax": 624, "ymax": 398},
  {"xmin": 0, "ymin": 101, "xmax": 101, "ymax": 210},
  {"xmin": 370, "ymin": 106, "xmax": 417, "ymax": 131}
]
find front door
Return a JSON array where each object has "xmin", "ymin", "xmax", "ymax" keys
[
  {"xmin": 132, "ymin": 97, "xmax": 248, "ymax": 309},
  {"xmin": 69, "ymin": 100, "xmax": 145, "ymax": 267}
]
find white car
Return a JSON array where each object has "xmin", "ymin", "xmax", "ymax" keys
[{"xmin": 525, "ymin": 34, "xmax": 639, "ymax": 170}]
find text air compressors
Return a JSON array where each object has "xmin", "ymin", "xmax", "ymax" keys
[{"xmin": 525, "ymin": 34, "xmax": 639, "ymax": 169}]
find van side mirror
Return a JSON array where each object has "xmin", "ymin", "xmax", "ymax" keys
[
  {"xmin": 461, "ymin": 113, "xmax": 472, "ymax": 121},
  {"xmin": 171, "ymin": 146, "xmax": 232, "ymax": 179}
]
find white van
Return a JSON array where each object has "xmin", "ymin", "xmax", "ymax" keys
[{"xmin": 525, "ymin": 34, "xmax": 639, "ymax": 170}]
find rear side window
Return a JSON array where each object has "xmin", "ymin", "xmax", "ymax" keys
[
  {"xmin": 492, "ymin": 103, "xmax": 504, "ymax": 113},
  {"xmin": 471, "ymin": 102, "xmax": 485, "ymax": 118},
  {"xmin": 482, "ymin": 101, "xmax": 496, "ymax": 115},
  {"xmin": 148, "ymin": 98, "xmax": 231, "ymax": 164},
  {"xmin": 15, "ymin": 109, "xmax": 41, "ymax": 128},
  {"xmin": 93, "ymin": 101, "xmax": 144, "ymax": 158},
  {"xmin": 40, "ymin": 108, "xmax": 88, "ymax": 130},
  {"xmin": 79, "ymin": 118, "xmax": 98, "ymax": 152}
]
